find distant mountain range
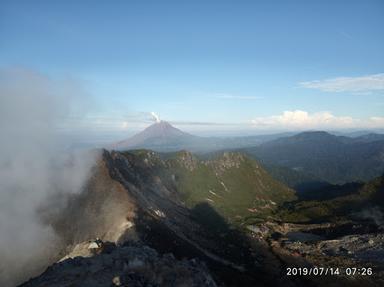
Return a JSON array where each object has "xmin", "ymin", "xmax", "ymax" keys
[
  {"xmin": 111, "ymin": 120, "xmax": 294, "ymax": 152},
  {"xmin": 244, "ymin": 131, "xmax": 384, "ymax": 184},
  {"xmin": 110, "ymin": 122, "xmax": 384, "ymax": 185}
]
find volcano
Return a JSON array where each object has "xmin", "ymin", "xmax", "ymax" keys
[{"xmin": 112, "ymin": 121, "xmax": 198, "ymax": 151}]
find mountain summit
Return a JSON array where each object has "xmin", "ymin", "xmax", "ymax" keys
[
  {"xmin": 135, "ymin": 120, "xmax": 190, "ymax": 139},
  {"xmin": 113, "ymin": 121, "xmax": 197, "ymax": 151}
]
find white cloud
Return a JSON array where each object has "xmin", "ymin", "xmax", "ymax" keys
[
  {"xmin": 300, "ymin": 73, "xmax": 384, "ymax": 93},
  {"xmin": 251, "ymin": 110, "xmax": 384, "ymax": 129},
  {"xmin": 369, "ymin": 116, "xmax": 384, "ymax": 126}
]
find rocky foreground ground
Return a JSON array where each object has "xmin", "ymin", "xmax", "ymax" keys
[
  {"xmin": 247, "ymin": 221, "xmax": 384, "ymax": 287},
  {"xmin": 20, "ymin": 241, "xmax": 217, "ymax": 287}
]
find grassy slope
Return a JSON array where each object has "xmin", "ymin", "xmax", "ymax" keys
[
  {"xmin": 127, "ymin": 150, "xmax": 296, "ymax": 224},
  {"xmin": 166, "ymin": 151, "xmax": 296, "ymax": 223}
]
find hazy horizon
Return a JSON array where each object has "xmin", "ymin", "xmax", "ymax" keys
[{"xmin": 58, "ymin": 120, "xmax": 384, "ymax": 150}]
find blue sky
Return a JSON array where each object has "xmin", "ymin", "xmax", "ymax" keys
[{"xmin": 1, "ymin": 0, "xmax": 384, "ymax": 136}]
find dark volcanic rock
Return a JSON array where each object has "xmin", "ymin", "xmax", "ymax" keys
[{"xmin": 20, "ymin": 241, "xmax": 217, "ymax": 287}]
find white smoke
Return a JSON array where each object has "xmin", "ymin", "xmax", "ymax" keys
[
  {"xmin": 0, "ymin": 68, "xmax": 98, "ymax": 286},
  {"xmin": 359, "ymin": 207, "xmax": 384, "ymax": 228},
  {"xmin": 150, "ymin": 112, "xmax": 161, "ymax": 123}
]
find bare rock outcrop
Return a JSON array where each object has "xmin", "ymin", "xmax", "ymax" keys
[{"xmin": 20, "ymin": 241, "xmax": 217, "ymax": 287}]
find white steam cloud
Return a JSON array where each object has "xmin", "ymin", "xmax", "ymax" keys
[
  {"xmin": 151, "ymin": 112, "xmax": 161, "ymax": 123},
  {"xmin": 0, "ymin": 68, "xmax": 98, "ymax": 286}
]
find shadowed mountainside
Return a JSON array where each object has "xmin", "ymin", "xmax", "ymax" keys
[
  {"xmin": 277, "ymin": 174, "xmax": 384, "ymax": 224},
  {"xmin": 243, "ymin": 131, "xmax": 384, "ymax": 184}
]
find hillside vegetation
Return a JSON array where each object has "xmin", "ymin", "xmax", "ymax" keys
[{"xmin": 128, "ymin": 150, "xmax": 296, "ymax": 223}]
